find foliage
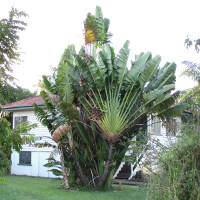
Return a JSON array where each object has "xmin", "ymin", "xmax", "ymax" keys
[
  {"xmin": 147, "ymin": 121, "xmax": 200, "ymax": 200},
  {"xmin": 0, "ymin": 7, "xmax": 32, "ymax": 180},
  {"xmin": 0, "ymin": 84, "xmax": 37, "ymax": 105},
  {"xmin": 34, "ymin": 6, "xmax": 186, "ymax": 189},
  {"xmin": 43, "ymin": 157, "xmax": 63, "ymax": 176},
  {"xmin": 147, "ymin": 34, "xmax": 200, "ymax": 199},
  {"xmin": 0, "ymin": 118, "xmax": 36, "ymax": 174},
  {"xmin": 0, "ymin": 7, "xmax": 28, "ymax": 105},
  {"xmin": 0, "ymin": 7, "xmax": 28, "ymax": 84},
  {"xmin": 179, "ymin": 85, "xmax": 200, "ymax": 112},
  {"xmin": 84, "ymin": 6, "xmax": 112, "ymax": 46},
  {"xmin": 185, "ymin": 36, "xmax": 200, "ymax": 53},
  {"xmin": 181, "ymin": 36, "xmax": 200, "ymax": 111}
]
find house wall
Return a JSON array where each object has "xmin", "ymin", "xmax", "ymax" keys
[
  {"xmin": 13, "ymin": 110, "xmax": 50, "ymax": 137},
  {"xmin": 11, "ymin": 109, "xmax": 60, "ymax": 178},
  {"xmin": 11, "ymin": 150, "xmax": 60, "ymax": 178},
  {"xmin": 129, "ymin": 115, "xmax": 182, "ymax": 177},
  {"xmin": 147, "ymin": 115, "xmax": 181, "ymax": 146}
]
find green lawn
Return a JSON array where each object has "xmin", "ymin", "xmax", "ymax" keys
[{"xmin": 0, "ymin": 176, "xmax": 147, "ymax": 200}]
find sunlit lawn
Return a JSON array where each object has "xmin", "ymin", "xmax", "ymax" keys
[{"xmin": 0, "ymin": 175, "xmax": 147, "ymax": 200}]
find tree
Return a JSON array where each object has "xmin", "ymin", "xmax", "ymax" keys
[
  {"xmin": 0, "ymin": 7, "xmax": 28, "ymax": 83},
  {"xmin": 0, "ymin": 118, "xmax": 36, "ymax": 174},
  {"xmin": 0, "ymin": 84, "xmax": 37, "ymax": 105},
  {"xmin": 0, "ymin": 7, "xmax": 28, "ymax": 103},
  {"xmin": 185, "ymin": 36, "xmax": 200, "ymax": 53},
  {"xmin": 34, "ymin": 6, "xmax": 186, "ymax": 189},
  {"xmin": 181, "ymin": 36, "xmax": 200, "ymax": 112},
  {"xmin": 0, "ymin": 7, "xmax": 34, "ymax": 178}
]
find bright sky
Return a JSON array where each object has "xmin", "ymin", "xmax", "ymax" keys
[{"xmin": 1, "ymin": 0, "xmax": 200, "ymax": 92}]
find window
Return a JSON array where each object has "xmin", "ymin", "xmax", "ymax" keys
[
  {"xmin": 19, "ymin": 151, "xmax": 31, "ymax": 165},
  {"xmin": 14, "ymin": 116, "xmax": 27, "ymax": 128},
  {"xmin": 166, "ymin": 119, "xmax": 178, "ymax": 136},
  {"xmin": 151, "ymin": 116, "xmax": 161, "ymax": 135}
]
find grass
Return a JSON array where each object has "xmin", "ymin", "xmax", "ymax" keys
[{"xmin": 0, "ymin": 175, "xmax": 147, "ymax": 200}]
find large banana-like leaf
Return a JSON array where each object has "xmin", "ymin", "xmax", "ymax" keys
[
  {"xmin": 151, "ymin": 91, "xmax": 180, "ymax": 114},
  {"xmin": 114, "ymin": 40, "xmax": 130, "ymax": 85},
  {"xmin": 158, "ymin": 103, "xmax": 188, "ymax": 120},
  {"xmin": 76, "ymin": 55, "xmax": 94, "ymax": 88},
  {"xmin": 138, "ymin": 55, "xmax": 161, "ymax": 88},
  {"xmin": 95, "ymin": 6, "xmax": 105, "ymax": 41},
  {"xmin": 57, "ymin": 45, "xmax": 76, "ymax": 103},
  {"xmin": 143, "ymin": 84, "xmax": 175, "ymax": 103},
  {"xmin": 145, "ymin": 62, "xmax": 176, "ymax": 91},
  {"xmin": 59, "ymin": 102, "xmax": 79, "ymax": 121},
  {"xmin": 101, "ymin": 44, "xmax": 114, "ymax": 77},
  {"xmin": 86, "ymin": 60, "xmax": 105, "ymax": 88},
  {"xmin": 42, "ymin": 75, "xmax": 56, "ymax": 94},
  {"xmin": 126, "ymin": 51, "xmax": 152, "ymax": 82}
]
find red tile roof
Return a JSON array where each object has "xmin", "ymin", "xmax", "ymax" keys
[{"xmin": 3, "ymin": 96, "xmax": 44, "ymax": 108}]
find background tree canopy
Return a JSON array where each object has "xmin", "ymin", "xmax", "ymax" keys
[
  {"xmin": 0, "ymin": 7, "xmax": 28, "ymax": 105},
  {"xmin": 0, "ymin": 84, "xmax": 37, "ymax": 105},
  {"xmin": 34, "ymin": 6, "xmax": 187, "ymax": 189},
  {"xmin": 180, "ymin": 36, "xmax": 200, "ymax": 112}
]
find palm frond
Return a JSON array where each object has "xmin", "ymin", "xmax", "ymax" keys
[
  {"xmin": 145, "ymin": 62, "xmax": 176, "ymax": 91},
  {"xmin": 114, "ymin": 40, "xmax": 130, "ymax": 86},
  {"xmin": 158, "ymin": 103, "xmax": 188, "ymax": 120},
  {"xmin": 42, "ymin": 75, "xmax": 56, "ymax": 94},
  {"xmin": 126, "ymin": 52, "xmax": 152, "ymax": 82},
  {"xmin": 95, "ymin": 6, "xmax": 105, "ymax": 41}
]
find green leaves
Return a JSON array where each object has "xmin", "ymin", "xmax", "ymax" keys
[
  {"xmin": 84, "ymin": 6, "xmax": 112, "ymax": 46},
  {"xmin": 126, "ymin": 51, "xmax": 152, "ymax": 82},
  {"xmin": 0, "ymin": 118, "xmax": 36, "ymax": 174},
  {"xmin": 158, "ymin": 103, "xmax": 188, "ymax": 121},
  {"xmin": 139, "ymin": 55, "xmax": 161, "ymax": 88},
  {"xmin": 114, "ymin": 40, "xmax": 130, "ymax": 85},
  {"xmin": 146, "ymin": 62, "xmax": 176, "ymax": 92},
  {"xmin": 57, "ymin": 45, "xmax": 76, "ymax": 103},
  {"xmin": 33, "ymin": 6, "xmax": 186, "ymax": 188},
  {"xmin": 0, "ymin": 7, "xmax": 28, "ymax": 84},
  {"xmin": 94, "ymin": 91, "xmax": 128, "ymax": 141}
]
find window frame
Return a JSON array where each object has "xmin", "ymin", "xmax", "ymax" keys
[
  {"xmin": 166, "ymin": 118, "xmax": 178, "ymax": 136},
  {"xmin": 18, "ymin": 151, "xmax": 32, "ymax": 166},
  {"xmin": 14, "ymin": 116, "xmax": 27, "ymax": 129}
]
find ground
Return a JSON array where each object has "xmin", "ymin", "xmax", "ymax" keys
[{"xmin": 0, "ymin": 176, "xmax": 147, "ymax": 200}]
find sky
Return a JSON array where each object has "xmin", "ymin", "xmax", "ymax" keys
[{"xmin": 1, "ymin": 0, "xmax": 200, "ymax": 92}]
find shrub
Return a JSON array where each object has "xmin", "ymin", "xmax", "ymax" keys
[{"xmin": 147, "ymin": 122, "xmax": 200, "ymax": 200}]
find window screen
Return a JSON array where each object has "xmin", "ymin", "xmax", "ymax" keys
[
  {"xmin": 151, "ymin": 116, "xmax": 161, "ymax": 135},
  {"xmin": 14, "ymin": 116, "xmax": 27, "ymax": 128},
  {"xmin": 166, "ymin": 119, "xmax": 177, "ymax": 136},
  {"xmin": 19, "ymin": 151, "xmax": 31, "ymax": 165}
]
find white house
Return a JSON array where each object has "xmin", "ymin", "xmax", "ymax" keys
[{"xmin": 3, "ymin": 96, "xmax": 59, "ymax": 178}]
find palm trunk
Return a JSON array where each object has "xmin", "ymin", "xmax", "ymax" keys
[
  {"xmin": 97, "ymin": 143, "xmax": 115, "ymax": 188},
  {"xmin": 71, "ymin": 148, "xmax": 86, "ymax": 185},
  {"xmin": 59, "ymin": 148, "xmax": 69, "ymax": 189}
]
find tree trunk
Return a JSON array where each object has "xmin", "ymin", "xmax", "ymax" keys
[
  {"xmin": 71, "ymin": 148, "xmax": 86, "ymax": 185},
  {"xmin": 97, "ymin": 143, "xmax": 115, "ymax": 188},
  {"xmin": 59, "ymin": 148, "xmax": 69, "ymax": 189}
]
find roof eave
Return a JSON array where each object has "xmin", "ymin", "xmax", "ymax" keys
[{"xmin": 3, "ymin": 104, "xmax": 45, "ymax": 111}]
